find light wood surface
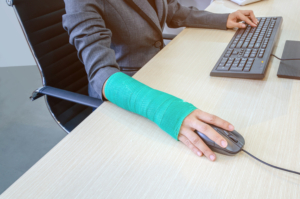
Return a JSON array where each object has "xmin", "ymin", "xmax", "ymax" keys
[{"xmin": 2, "ymin": 0, "xmax": 300, "ymax": 198}]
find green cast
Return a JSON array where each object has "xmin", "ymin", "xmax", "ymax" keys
[{"xmin": 105, "ymin": 72, "xmax": 197, "ymax": 140}]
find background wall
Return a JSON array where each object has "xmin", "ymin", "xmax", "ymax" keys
[
  {"xmin": 0, "ymin": 0, "xmax": 36, "ymax": 67},
  {"xmin": 0, "ymin": 0, "xmax": 212, "ymax": 67}
]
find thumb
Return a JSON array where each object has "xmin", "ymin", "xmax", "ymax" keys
[
  {"xmin": 227, "ymin": 21, "xmax": 247, "ymax": 29},
  {"xmin": 235, "ymin": 22, "xmax": 247, "ymax": 29}
]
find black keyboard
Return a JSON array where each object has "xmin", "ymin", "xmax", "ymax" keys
[{"xmin": 210, "ymin": 17, "xmax": 282, "ymax": 79}]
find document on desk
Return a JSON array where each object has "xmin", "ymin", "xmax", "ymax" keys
[{"xmin": 229, "ymin": 0, "xmax": 262, "ymax": 6}]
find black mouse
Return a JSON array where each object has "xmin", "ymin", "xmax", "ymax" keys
[{"xmin": 195, "ymin": 125, "xmax": 245, "ymax": 156}]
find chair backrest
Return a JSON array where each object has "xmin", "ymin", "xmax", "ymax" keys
[{"xmin": 9, "ymin": 0, "xmax": 93, "ymax": 132}]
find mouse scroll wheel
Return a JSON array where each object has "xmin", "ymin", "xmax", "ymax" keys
[
  {"xmin": 223, "ymin": 130, "xmax": 230, "ymax": 136},
  {"xmin": 229, "ymin": 134, "xmax": 238, "ymax": 143}
]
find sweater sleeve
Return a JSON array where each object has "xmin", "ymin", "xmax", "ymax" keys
[
  {"xmin": 63, "ymin": 0, "xmax": 120, "ymax": 101},
  {"xmin": 166, "ymin": 0, "xmax": 229, "ymax": 30}
]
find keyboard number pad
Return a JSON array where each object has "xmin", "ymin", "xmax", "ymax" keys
[
  {"xmin": 243, "ymin": 58, "xmax": 254, "ymax": 72},
  {"xmin": 230, "ymin": 58, "xmax": 247, "ymax": 71}
]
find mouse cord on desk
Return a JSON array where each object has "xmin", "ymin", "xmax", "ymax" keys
[
  {"xmin": 242, "ymin": 149, "xmax": 300, "ymax": 175},
  {"xmin": 271, "ymin": 54, "xmax": 300, "ymax": 61}
]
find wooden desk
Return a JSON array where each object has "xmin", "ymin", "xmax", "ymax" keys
[{"xmin": 1, "ymin": 0, "xmax": 300, "ymax": 198}]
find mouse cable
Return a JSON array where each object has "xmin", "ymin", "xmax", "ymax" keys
[
  {"xmin": 271, "ymin": 54, "xmax": 300, "ymax": 61},
  {"xmin": 242, "ymin": 149, "xmax": 300, "ymax": 175}
]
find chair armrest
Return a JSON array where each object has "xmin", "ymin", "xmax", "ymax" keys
[
  {"xmin": 30, "ymin": 86, "xmax": 102, "ymax": 108},
  {"xmin": 162, "ymin": 33, "xmax": 177, "ymax": 40}
]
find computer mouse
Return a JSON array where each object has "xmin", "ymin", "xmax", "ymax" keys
[{"xmin": 195, "ymin": 125, "xmax": 245, "ymax": 156}]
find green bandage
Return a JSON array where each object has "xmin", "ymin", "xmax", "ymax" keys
[{"xmin": 105, "ymin": 72, "xmax": 197, "ymax": 140}]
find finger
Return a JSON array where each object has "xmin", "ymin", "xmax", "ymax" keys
[
  {"xmin": 228, "ymin": 21, "xmax": 247, "ymax": 29},
  {"xmin": 195, "ymin": 110, "xmax": 234, "ymax": 131},
  {"xmin": 178, "ymin": 133, "xmax": 203, "ymax": 157},
  {"xmin": 189, "ymin": 119, "xmax": 228, "ymax": 149},
  {"xmin": 182, "ymin": 129, "xmax": 216, "ymax": 161},
  {"xmin": 238, "ymin": 12, "xmax": 257, "ymax": 27},
  {"xmin": 240, "ymin": 10, "xmax": 259, "ymax": 24}
]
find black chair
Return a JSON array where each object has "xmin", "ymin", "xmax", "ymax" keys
[{"xmin": 7, "ymin": 0, "xmax": 176, "ymax": 133}]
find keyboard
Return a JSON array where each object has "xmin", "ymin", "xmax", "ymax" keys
[{"xmin": 210, "ymin": 17, "xmax": 282, "ymax": 79}]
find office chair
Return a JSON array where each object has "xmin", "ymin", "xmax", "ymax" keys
[{"xmin": 7, "ymin": 0, "xmax": 176, "ymax": 133}]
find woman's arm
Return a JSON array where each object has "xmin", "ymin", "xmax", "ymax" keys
[
  {"xmin": 63, "ymin": 0, "xmax": 119, "ymax": 101},
  {"xmin": 103, "ymin": 73, "xmax": 234, "ymax": 161},
  {"xmin": 166, "ymin": 0, "xmax": 258, "ymax": 29}
]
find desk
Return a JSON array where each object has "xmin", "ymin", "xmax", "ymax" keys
[{"xmin": 1, "ymin": 0, "xmax": 300, "ymax": 198}]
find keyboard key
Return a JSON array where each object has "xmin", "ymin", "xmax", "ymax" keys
[
  {"xmin": 217, "ymin": 65, "xmax": 230, "ymax": 71},
  {"xmin": 236, "ymin": 41, "xmax": 244, "ymax": 48},
  {"xmin": 230, "ymin": 66, "xmax": 244, "ymax": 71},
  {"xmin": 232, "ymin": 51, "xmax": 239, "ymax": 55},
  {"xmin": 224, "ymin": 53, "xmax": 231, "ymax": 57},
  {"xmin": 250, "ymin": 54, "xmax": 256, "ymax": 58},
  {"xmin": 243, "ymin": 67, "xmax": 251, "ymax": 72},
  {"xmin": 245, "ymin": 64, "xmax": 252, "ymax": 68},
  {"xmin": 254, "ymin": 43, "xmax": 261, "ymax": 48}
]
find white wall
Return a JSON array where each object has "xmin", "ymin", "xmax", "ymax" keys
[
  {"xmin": 0, "ymin": 0, "xmax": 211, "ymax": 67},
  {"xmin": 0, "ymin": 0, "xmax": 35, "ymax": 67}
]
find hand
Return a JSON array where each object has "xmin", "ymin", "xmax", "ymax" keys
[
  {"xmin": 227, "ymin": 10, "xmax": 259, "ymax": 29},
  {"xmin": 178, "ymin": 109, "xmax": 234, "ymax": 161}
]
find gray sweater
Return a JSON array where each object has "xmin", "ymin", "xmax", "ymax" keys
[{"xmin": 63, "ymin": 0, "xmax": 229, "ymax": 100}]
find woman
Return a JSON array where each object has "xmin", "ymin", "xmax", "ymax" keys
[{"xmin": 63, "ymin": 0, "xmax": 258, "ymax": 161}]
